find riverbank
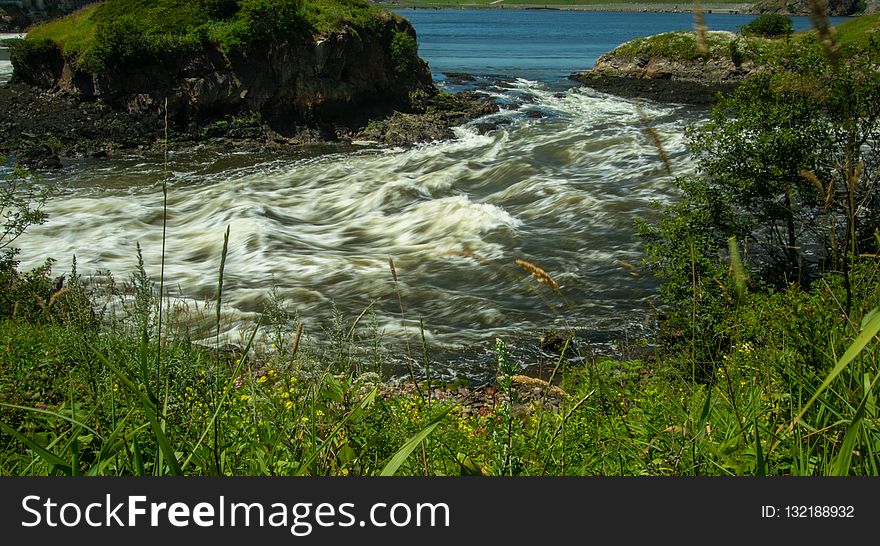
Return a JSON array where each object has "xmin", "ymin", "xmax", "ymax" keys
[
  {"xmin": 569, "ymin": 14, "xmax": 880, "ymax": 104},
  {"xmin": 0, "ymin": 80, "xmax": 497, "ymax": 168}
]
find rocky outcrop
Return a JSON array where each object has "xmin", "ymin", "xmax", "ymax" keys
[
  {"xmin": 12, "ymin": 15, "xmax": 433, "ymax": 134},
  {"xmin": 571, "ymin": 31, "xmax": 757, "ymax": 104},
  {"xmin": 357, "ymin": 91, "xmax": 499, "ymax": 146},
  {"xmin": 2, "ymin": 11, "xmax": 499, "ymax": 167}
]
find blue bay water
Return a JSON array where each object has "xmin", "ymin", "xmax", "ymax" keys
[{"xmin": 396, "ymin": 9, "xmax": 849, "ymax": 84}]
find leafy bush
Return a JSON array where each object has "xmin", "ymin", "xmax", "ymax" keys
[
  {"xmin": 741, "ymin": 14, "xmax": 793, "ymax": 38},
  {"xmin": 638, "ymin": 40, "xmax": 880, "ymax": 365},
  {"xmin": 208, "ymin": 0, "xmax": 307, "ymax": 53},
  {"xmin": 389, "ymin": 29, "xmax": 418, "ymax": 79},
  {"xmin": 83, "ymin": 15, "xmax": 150, "ymax": 72},
  {"xmin": 8, "ymin": 37, "xmax": 59, "ymax": 66}
]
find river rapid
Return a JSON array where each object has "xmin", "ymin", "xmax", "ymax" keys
[{"xmin": 4, "ymin": 11, "xmax": 842, "ymax": 379}]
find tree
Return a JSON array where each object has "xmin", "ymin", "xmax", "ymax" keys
[
  {"xmin": 639, "ymin": 38, "xmax": 880, "ymax": 357},
  {"xmin": 741, "ymin": 14, "xmax": 794, "ymax": 38}
]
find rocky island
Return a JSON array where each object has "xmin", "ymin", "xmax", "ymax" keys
[
  {"xmin": 0, "ymin": 0, "xmax": 497, "ymax": 167},
  {"xmin": 570, "ymin": 30, "xmax": 757, "ymax": 104},
  {"xmin": 571, "ymin": 13, "xmax": 880, "ymax": 105}
]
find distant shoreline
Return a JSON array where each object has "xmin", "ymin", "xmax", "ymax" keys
[{"xmin": 386, "ymin": 2, "xmax": 757, "ymax": 14}]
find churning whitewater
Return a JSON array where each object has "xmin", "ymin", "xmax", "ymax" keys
[{"xmin": 14, "ymin": 79, "xmax": 700, "ymax": 377}]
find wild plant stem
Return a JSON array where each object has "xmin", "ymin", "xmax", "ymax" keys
[{"xmin": 389, "ymin": 258, "xmax": 422, "ymax": 399}]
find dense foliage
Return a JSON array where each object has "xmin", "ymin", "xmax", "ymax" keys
[
  {"xmin": 20, "ymin": 0, "xmax": 391, "ymax": 73},
  {"xmin": 639, "ymin": 37, "xmax": 880, "ymax": 364},
  {"xmin": 741, "ymin": 14, "xmax": 794, "ymax": 37}
]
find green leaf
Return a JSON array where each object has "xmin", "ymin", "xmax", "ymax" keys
[
  {"xmin": 456, "ymin": 453, "xmax": 484, "ymax": 476},
  {"xmin": 89, "ymin": 344, "xmax": 182, "ymax": 475},
  {"xmin": 322, "ymin": 374, "xmax": 345, "ymax": 404},
  {"xmin": 831, "ymin": 372, "xmax": 880, "ymax": 476},
  {"xmin": 132, "ymin": 435, "xmax": 146, "ymax": 476},
  {"xmin": 380, "ymin": 407, "xmax": 452, "ymax": 476},
  {"xmin": 754, "ymin": 417, "xmax": 765, "ymax": 477},
  {"xmin": 790, "ymin": 306, "xmax": 880, "ymax": 432},
  {"xmin": 0, "ymin": 420, "xmax": 73, "ymax": 475}
]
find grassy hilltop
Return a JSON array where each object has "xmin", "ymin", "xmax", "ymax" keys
[
  {"xmin": 609, "ymin": 12, "xmax": 880, "ymax": 61},
  {"xmin": 21, "ymin": 0, "xmax": 392, "ymax": 73}
]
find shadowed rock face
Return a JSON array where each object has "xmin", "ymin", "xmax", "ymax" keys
[{"xmin": 12, "ymin": 15, "xmax": 433, "ymax": 134}]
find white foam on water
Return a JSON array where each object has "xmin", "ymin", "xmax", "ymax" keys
[{"xmin": 15, "ymin": 78, "xmax": 707, "ymax": 365}]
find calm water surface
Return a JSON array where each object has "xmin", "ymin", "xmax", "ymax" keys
[{"xmin": 398, "ymin": 10, "xmax": 846, "ymax": 83}]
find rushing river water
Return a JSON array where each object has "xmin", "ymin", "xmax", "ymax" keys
[{"xmin": 4, "ymin": 11, "xmax": 847, "ymax": 378}]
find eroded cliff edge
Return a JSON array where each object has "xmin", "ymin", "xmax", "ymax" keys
[{"xmin": 1, "ymin": 0, "xmax": 497, "ymax": 167}]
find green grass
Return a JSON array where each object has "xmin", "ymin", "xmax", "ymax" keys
[
  {"xmin": 835, "ymin": 12, "xmax": 880, "ymax": 46},
  {"xmin": 607, "ymin": 14, "xmax": 880, "ymax": 63},
  {"xmin": 22, "ymin": 0, "xmax": 393, "ymax": 73},
  {"xmin": 613, "ymin": 29, "xmax": 740, "ymax": 60},
  {"xmin": 1, "ymin": 227, "xmax": 879, "ymax": 475}
]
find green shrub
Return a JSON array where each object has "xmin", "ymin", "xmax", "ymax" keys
[
  {"xmin": 82, "ymin": 15, "xmax": 149, "ymax": 72},
  {"xmin": 638, "ymin": 41, "xmax": 880, "ymax": 367},
  {"xmin": 8, "ymin": 37, "xmax": 59, "ymax": 66},
  {"xmin": 389, "ymin": 29, "xmax": 418, "ymax": 79},
  {"xmin": 741, "ymin": 14, "xmax": 793, "ymax": 38},
  {"xmin": 200, "ymin": 0, "xmax": 239, "ymax": 20}
]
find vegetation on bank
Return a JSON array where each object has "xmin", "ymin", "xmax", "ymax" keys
[
  {"xmin": 2, "ymin": 12, "xmax": 880, "ymax": 476},
  {"xmin": 740, "ymin": 12, "xmax": 793, "ymax": 36},
  {"xmin": 17, "ymin": 0, "xmax": 394, "ymax": 74},
  {"xmin": 610, "ymin": 12, "xmax": 880, "ymax": 64}
]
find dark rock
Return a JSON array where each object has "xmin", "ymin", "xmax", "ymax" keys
[
  {"xmin": 356, "ymin": 91, "xmax": 498, "ymax": 146},
  {"xmin": 539, "ymin": 329, "xmax": 579, "ymax": 355},
  {"xmin": 572, "ymin": 73, "xmax": 738, "ymax": 105}
]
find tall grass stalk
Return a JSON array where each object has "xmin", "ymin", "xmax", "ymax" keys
[{"xmin": 389, "ymin": 258, "xmax": 422, "ymax": 399}]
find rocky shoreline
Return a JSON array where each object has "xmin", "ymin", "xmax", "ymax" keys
[
  {"xmin": 571, "ymin": 73, "xmax": 739, "ymax": 105},
  {"xmin": 0, "ymin": 80, "xmax": 498, "ymax": 169},
  {"xmin": 0, "ymin": 4, "xmax": 500, "ymax": 169}
]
